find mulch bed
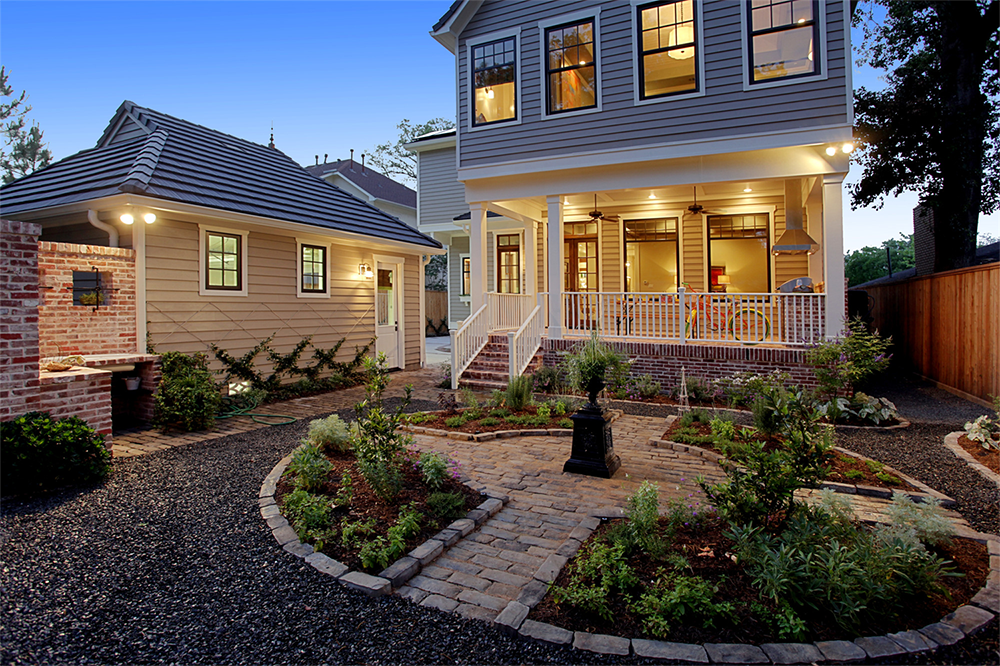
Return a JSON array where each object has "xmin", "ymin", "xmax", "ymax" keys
[
  {"xmin": 408, "ymin": 405, "xmax": 575, "ymax": 433},
  {"xmin": 275, "ymin": 450, "xmax": 481, "ymax": 572},
  {"xmin": 663, "ymin": 419, "xmax": 914, "ymax": 489},
  {"xmin": 957, "ymin": 434, "xmax": 1000, "ymax": 473},
  {"xmin": 530, "ymin": 518, "xmax": 989, "ymax": 645}
]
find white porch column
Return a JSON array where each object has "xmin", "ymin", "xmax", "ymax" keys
[
  {"xmin": 469, "ymin": 203, "xmax": 488, "ymax": 311},
  {"xmin": 523, "ymin": 219, "xmax": 537, "ymax": 295},
  {"xmin": 546, "ymin": 195, "xmax": 564, "ymax": 339},
  {"xmin": 134, "ymin": 219, "xmax": 147, "ymax": 354},
  {"xmin": 822, "ymin": 174, "xmax": 846, "ymax": 339}
]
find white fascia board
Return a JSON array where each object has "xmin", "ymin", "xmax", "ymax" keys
[
  {"xmin": 462, "ymin": 144, "xmax": 852, "ymax": 203},
  {"xmin": 430, "ymin": 0, "xmax": 482, "ymax": 54},
  {"xmin": 456, "ymin": 124, "xmax": 854, "ymax": 183},
  {"xmin": 404, "ymin": 135, "xmax": 457, "ymax": 152},
  {"xmin": 20, "ymin": 194, "xmax": 446, "ymax": 255}
]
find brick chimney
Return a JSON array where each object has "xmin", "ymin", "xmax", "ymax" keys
[{"xmin": 913, "ymin": 206, "xmax": 936, "ymax": 276}]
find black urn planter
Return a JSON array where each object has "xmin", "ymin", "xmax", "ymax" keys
[{"xmin": 563, "ymin": 376, "xmax": 621, "ymax": 478}]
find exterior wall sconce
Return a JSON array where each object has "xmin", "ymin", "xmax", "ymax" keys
[
  {"xmin": 120, "ymin": 212, "xmax": 156, "ymax": 225},
  {"xmin": 359, "ymin": 263, "xmax": 374, "ymax": 279},
  {"xmin": 825, "ymin": 143, "xmax": 854, "ymax": 157}
]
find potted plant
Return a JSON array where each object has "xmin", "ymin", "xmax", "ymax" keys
[{"xmin": 561, "ymin": 331, "xmax": 625, "ymax": 478}]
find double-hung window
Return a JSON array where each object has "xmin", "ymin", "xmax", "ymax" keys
[
  {"xmin": 638, "ymin": 0, "xmax": 699, "ymax": 98},
  {"xmin": 748, "ymin": 0, "xmax": 820, "ymax": 84},
  {"xmin": 461, "ymin": 256, "xmax": 471, "ymax": 296},
  {"xmin": 472, "ymin": 37, "xmax": 517, "ymax": 126},
  {"xmin": 545, "ymin": 19, "xmax": 597, "ymax": 115}
]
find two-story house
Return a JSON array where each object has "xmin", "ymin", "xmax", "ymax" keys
[{"xmin": 426, "ymin": 0, "xmax": 854, "ymax": 390}]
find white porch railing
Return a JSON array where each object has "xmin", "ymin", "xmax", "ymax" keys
[
  {"xmin": 450, "ymin": 302, "xmax": 489, "ymax": 390},
  {"xmin": 508, "ymin": 304, "xmax": 544, "ymax": 379},
  {"xmin": 488, "ymin": 292, "xmax": 535, "ymax": 330},
  {"xmin": 562, "ymin": 289, "xmax": 825, "ymax": 346}
]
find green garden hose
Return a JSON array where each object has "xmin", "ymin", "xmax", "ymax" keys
[{"xmin": 216, "ymin": 393, "xmax": 297, "ymax": 426}]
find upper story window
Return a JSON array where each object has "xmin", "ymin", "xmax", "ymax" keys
[
  {"xmin": 748, "ymin": 0, "xmax": 819, "ymax": 84},
  {"xmin": 638, "ymin": 0, "xmax": 699, "ymax": 98},
  {"xmin": 473, "ymin": 37, "xmax": 517, "ymax": 126},
  {"xmin": 545, "ymin": 19, "xmax": 597, "ymax": 114},
  {"xmin": 206, "ymin": 231, "xmax": 242, "ymax": 291}
]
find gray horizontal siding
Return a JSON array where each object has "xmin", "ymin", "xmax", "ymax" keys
[
  {"xmin": 448, "ymin": 236, "xmax": 471, "ymax": 323},
  {"xmin": 457, "ymin": 0, "xmax": 849, "ymax": 168},
  {"xmin": 418, "ymin": 148, "xmax": 467, "ymax": 227}
]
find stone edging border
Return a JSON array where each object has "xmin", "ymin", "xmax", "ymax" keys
[
  {"xmin": 259, "ymin": 455, "xmax": 508, "ymax": 597},
  {"xmin": 649, "ymin": 416, "xmax": 955, "ymax": 507},
  {"xmin": 944, "ymin": 432, "xmax": 1000, "ymax": 486},
  {"xmin": 495, "ymin": 516, "xmax": 1000, "ymax": 663},
  {"xmin": 398, "ymin": 410, "xmax": 623, "ymax": 442}
]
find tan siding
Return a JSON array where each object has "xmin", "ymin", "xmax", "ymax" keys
[
  {"xmin": 536, "ymin": 228, "xmax": 546, "ymax": 294},
  {"xmin": 144, "ymin": 216, "xmax": 426, "ymax": 378},
  {"xmin": 601, "ymin": 218, "xmax": 621, "ymax": 292},
  {"xmin": 681, "ymin": 216, "xmax": 705, "ymax": 292}
]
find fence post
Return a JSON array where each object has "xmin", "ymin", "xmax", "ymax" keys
[{"xmin": 678, "ymin": 287, "xmax": 686, "ymax": 345}]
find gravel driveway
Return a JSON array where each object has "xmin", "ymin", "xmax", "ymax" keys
[{"xmin": 2, "ymin": 382, "xmax": 998, "ymax": 665}]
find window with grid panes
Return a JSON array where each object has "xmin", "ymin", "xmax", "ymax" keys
[
  {"xmin": 473, "ymin": 37, "xmax": 517, "ymax": 125},
  {"xmin": 546, "ymin": 20, "xmax": 597, "ymax": 114},
  {"xmin": 748, "ymin": 0, "xmax": 819, "ymax": 83},
  {"xmin": 638, "ymin": 0, "xmax": 699, "ymax": 98},
  {"xmin": 624, "ymin": 218, "xmax": 679, "ymax": 292},
  {"xmin": 206, "ymin": 231, "xmax": 241, "ymax": 290},
  {"xmin": 496, "ymin": 234, "xmax": 521, "ymax": 293},
  {"xmin": 707, "ymin": 214, "xmax": 771, "ymax": 293},
  {"xmin": 564, "ymin": 222, "xmax": 599, "ymax": 292},
  {"xmin": 300, "ymin": 244, "xmax": 326, "ymax": 292},
  {"xmin": 461, "ymin": 257, "xmax": 471, "ymax": 296}
]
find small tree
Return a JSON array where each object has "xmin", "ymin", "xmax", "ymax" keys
[
  {"xmin": 1, "ymin": 66, "xmax": 53, "ymax": 184},
  {"xmin": 366, "ymin": 118, "xmax": 454, "ymax": 186},
  {"xmin": 844, "ymin": 234, "xmax": 915, "ymax": 286}
]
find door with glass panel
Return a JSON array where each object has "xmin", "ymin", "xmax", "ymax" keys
[
  {"xmin": 496, "ymin": 234, "xmax": 521, "ymax": 293},
  {"xmin": 563, "ymin": 222, "xmax": 599, "ymax": 330},
  {"xmin": 375, "ymin": 262, "xmax": 401, "ymax": 368}
]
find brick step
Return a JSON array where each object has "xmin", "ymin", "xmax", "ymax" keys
[{"xmin": 457, "ymin": 377, "xmax": 509, "ymax": 392}]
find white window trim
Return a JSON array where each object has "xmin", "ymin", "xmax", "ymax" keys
[
  {"xmin": 490, "ymin": 227, "xmax": 524, "ymax": 293},
  {"xmin": 539, "ymin": 9, "xmax": 603, "ymax": 121},
  {"xmin": 459, "ymin": 252, "xmax": 471, "ymax": 299},
  {"xmin": 631, "ymin": 0, "xmax": 707, "ymax": 106},
  {"xmin": 467, "ymin": 27, "xmax": 523, "ymax": 134},
  {"xmin": 740, "ymin": 0, "xmax": 828, "ymax": 91},
  {"xmin": 622, "ymin": 212, "xmax": 685, "ymax": 291},
  {"xmin": 295, "ymin": 238, "xmax": 331, "ymax": 298},
  {"xmin": 702, "ymin": 208, "xmax": 776, "ymax": 292},
  {"xmin": 198, "ymin": 224, "xmax": 249, "ymax": 297},
  {"xmin": 372, "ymin": 254, "xmax": 406, "ymax": 369}
]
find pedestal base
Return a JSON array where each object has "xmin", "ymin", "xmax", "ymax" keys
[{"xmin": 563, "ymin": 404, "xmax": 620, "ymax": 479}]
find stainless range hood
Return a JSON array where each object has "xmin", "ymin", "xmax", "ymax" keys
[{"xmin": 773, "ymin": 179, "xmax": 819, "ymax": 255}]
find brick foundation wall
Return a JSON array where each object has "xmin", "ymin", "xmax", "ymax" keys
[
  {"xmin": 543, "ymin": 338, "xmax": 818, "ymax": 391},
  {"xmin": 0, "ymin": 220, "xmax": 43, "ymax": 421},
  {"xmin": 37, "ymin": 369, "xmax": 113, "ymax": 437},
  {"xmin": 37, "ymin": 242, "xmax": 137, "ymax": 357}
]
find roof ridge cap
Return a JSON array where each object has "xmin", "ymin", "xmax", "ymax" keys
[{"xmin": 118, "ymin": 128, "xmax": 169, "ymax": 194}]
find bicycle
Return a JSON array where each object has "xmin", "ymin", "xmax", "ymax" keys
[{"xmin": 681, "ymin": 283, "xmax": 771, "ymax": 344}]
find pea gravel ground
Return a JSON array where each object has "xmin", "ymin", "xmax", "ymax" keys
[{"xmin": 2, "ymin": 383, "xmax": 998, "ymax": 665}]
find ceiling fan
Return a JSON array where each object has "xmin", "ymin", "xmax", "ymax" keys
[
  {"xmin": 684, "ymin": 186, "xmax": 720, "ymax": 217},
  {"xmin": 587, "ymin": 194, "xmax": 619, "ymax": 223}
]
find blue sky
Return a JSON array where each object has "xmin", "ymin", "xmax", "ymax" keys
[{"xmin": 2, "ymin": 1, "xmax": 995, "ymax": 252}]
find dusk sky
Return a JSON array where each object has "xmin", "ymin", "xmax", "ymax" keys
[{"xmin": 2, "ymin": 1, "xmax": 996, "ymax": 252}]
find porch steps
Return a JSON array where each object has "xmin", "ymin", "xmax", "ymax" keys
[{"xmin": 458, "ymin": 333, "xmax": 544, "ymax": 392}]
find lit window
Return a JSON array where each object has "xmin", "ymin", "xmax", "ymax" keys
[
  {"xmin": 300, "ymin": 244, "xmax": 326, "ymax": 292},
  {"xmin": 638, "ymin": 0, "xmax": 698, "ymax": 98},
  {"xmin": 461, "ymin": 256, "xmax": 471, "ymax": 296},
  {"xmin": 546, "ymin": 20, "xmax": 597, "ymax": 114},
  {"xmin": 496, "ymin": 234, "xmax": 521, "ymax": 294},
  {"xmin": 707, "ymin": 214, "xmax": 771, "ymax": 293},
  {"xmin": 749, "ymin": 0, "xmax": 819, "ymax": 83},
  {"xmin": 473, "ymin": 37, "xmax": 517, "ymax": 126},
  {"xmin": 206, "ymin": 231, "xmax": 241, "ymax": 290}
]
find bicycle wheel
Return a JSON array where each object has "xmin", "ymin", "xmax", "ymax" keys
[
  {"xmin": 731, "ymin": 308, "xmax": 770, "ymax": 344},
  {"xmin": 685, "ymin": 312, "xmax": 703, "ymax": 339}
]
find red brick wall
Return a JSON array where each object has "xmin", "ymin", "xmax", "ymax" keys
[
  {"xmin": 0, "ymin": 220, "xmax": 43, "ymax": 421},
  {"xmin": 37, "ymin": 369, "xmax": 113, "ymax": 438},
  {"xmin": 37, "ymin": 242, "xmax": 137, "ymax": 357},
  {"xmin": 543, "ymin": 338, "xmax": 818, "ymax": 391}
]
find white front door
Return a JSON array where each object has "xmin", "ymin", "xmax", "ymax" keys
[{"xmin": 375, "ymin": 262, "xmax": 401, "ymax": 368}]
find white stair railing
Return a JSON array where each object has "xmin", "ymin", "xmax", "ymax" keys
[
  {"xmin": 450, "ymin": 302, "xmax": 489, "ymax": 390},
  {"xmin": 507, "ymin": 304, "xmax": 544, "ymax": 380},
  {"xmin": 488, "ymin": 292, "xmax": 535, "ymax": 330}
]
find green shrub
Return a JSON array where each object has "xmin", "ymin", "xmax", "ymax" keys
[
  {"xmin": 608, "ymin": 481, "xmax": 666, "ymax": 557},
  {"xmin": 714, "ymin": 370, "xmax": 790, "ymax": 408},
  {"xmin": 557, "ymin": 418, "xmax": 574, "ymax": 429},
  {"xmin": 845, "ymin": 469, "xmax": 864, "ymax": 480},
  {"xmin": 504, "ymin": 414, "xmax": 550, "ymax": 427},
  {"xmin": 806, "ymin": 317, "xmax": 892, "ymax": 399},
  {"xmin": 536, "ymin": 404, "xmax": 552, "ymax": 419},
  {"xmin": 630, "ymin": 570, "xmax": 734, "ymax": 638},
  {"xmin": 418, "ymin": 451, "xmax": 452, "ymax": 490},
  {"xmin": 282, "ymin": 488, "xmax": 334, "ymax": 545},
  {"xmin": 444, "ymin": 415, "xmax": 466, "ymax": 428},
  {"xmin": 358, "ymin": 503, "xmax": 423, "ymax": 570},
  {"xmin": 0, "ymin": 412, "xmax": 111, "ymax": 495},
  {"xmin": 478, "ymin": 417, "xmax": 501, "ymax": 427},
  {"xmin": 885, "ymin": 492, "xmax": 955, "ymax": 546},
  {"xmin": 634, "ymin": 374, "xmax": 662, "ymax": 399},
  {"xmin": 341, "ymin": 517, "xmax": 377, "ymax": 548},
  {"xmin": 288, "ymin": 442, "xmax": 333, "ymax": 492},
  {"xmin": 352, "ymin": 353, "xmax": 412, "ymax": 502},
  {"xmin": 505, "ymin": 375, "xmax": 534, "ymax": 411},
  {"xmin": 427, "ymin": 491, "xmax": 466, "ymax": 520},
  {"xmin": 531, "ymin": 365, "xmax": 568, "ymax": 394},
  {"xmin": 678, "ymin": 409, "xmax": 711, "ymax": 427},
  {"xmin": 549, "ymin": 540, "xmax": 639, "ymax": 621},
  {"xmin": 564, "ymin": 331, "xmax": 629, "ymax": 399},
  {"xmin": 307, "ymin": 414, "xmax": 353, "ymax": 453},
  {"xmin": 459, "ymin": 387, "xmax": 480, "ymax": 410},
  {"xmin": 334, "ymin": 472, "xmax": 353, "ymax": 507},
  {"xmin": 153, "ymin": 351, "xmax": 222, "ymax": 431},
  {"xmin": 709, "ymin": 417, "xmax": 737, "ymax": 441},
  {"xmin": 489, "ymin": 407, "xmax": 510, "ymax": 418}
]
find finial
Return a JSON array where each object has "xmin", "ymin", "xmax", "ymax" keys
[{"xmin": 269, "ymin": 123, "xmax": 275, "ymax": 149}]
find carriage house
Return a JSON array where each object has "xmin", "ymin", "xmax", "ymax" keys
[{"xmin": 420, "ymin": 0, "xmax": 854, "ymax": 390}]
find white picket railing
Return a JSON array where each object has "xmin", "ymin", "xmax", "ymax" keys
[
  {"xmin": 488, "ymin": 292, "xmax": 535, "ymax": 330},
  {"xmin": 508, "ymin": 305, "xmax": 544, "ymax": 379},
  {"xmin": 562, "ymin": 290, "xmax": 825, "ymax": 346},
  {"xmin": 450, "ymin": 302, "xmax": 489, "ymax": 390}
]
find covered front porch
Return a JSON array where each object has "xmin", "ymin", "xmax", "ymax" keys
[{"xmin": 451, "ymin": 172, "xmax": 846, "ymax": 389}]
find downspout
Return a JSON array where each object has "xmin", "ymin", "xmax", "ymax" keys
[
  {"xmin": 87, "ymin": 210, "xmax": 119, "ymax": 247},
  {"xmin": 420, "ymin": 254, "xmax": 432, "ymax": 367}
]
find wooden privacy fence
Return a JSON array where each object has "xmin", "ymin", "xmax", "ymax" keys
[
  {"xmin": 425, "ymin": 290, "xmax": 448, "ymax": 336},
  {"xmin": 862, "ymin": 263, "xmax": 998, "ymax": 403}
]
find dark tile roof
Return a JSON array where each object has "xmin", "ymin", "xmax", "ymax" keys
[
  {"xmin": 0, "ymin": 101, "xmax": 440, "ymax": 250},
  {"xmin": 453, "ymin": 210, "xmax": 502, "ymax": 220},
  {"xmin": 432, "ymin": 0, "xmax": 465, "ymax": 32},
  {"xmin": 851, "ymin": 243, "xmax": 998, "ymax": 289},
  {"xmin": 304, "ymin": 160, "xmax": 416, "ymax": 209},
  {"xmin": 410, "ymin": 128, "xmax": 457, "ymax": 144}
]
